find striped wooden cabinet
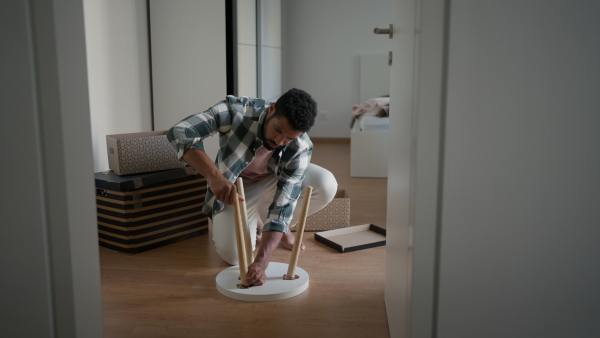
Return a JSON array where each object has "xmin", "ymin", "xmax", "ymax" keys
[{"xmin": 95, "ymin": 168, "xmax": 208, "ymax": 254}]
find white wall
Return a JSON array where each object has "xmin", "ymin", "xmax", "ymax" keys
[
  {"xmin": 282, "ymin": 0, "xmax": 391, "ymax": 138},
  {"xmin": 2, "ymin": 0, "xmax": 103, "ymax": 336},
  {"xmin": 437, "ymin": 1, "xmax": 600, "ymax": 337},
  {"xmin": 84, "ymin": 0, "xmax": 153, "ymax": 172}
]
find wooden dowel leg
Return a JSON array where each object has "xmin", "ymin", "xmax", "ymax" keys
[
  {"xmin": 236, "ymin": 178, "xmax": 254, "ymax": 266},
  {"xmin": 285, "ymin": 186, "xmax": 313, "ymax": 279},
  {"xmin": 233, "ymin": 193, "xmax": 248, "ymax": 285}
]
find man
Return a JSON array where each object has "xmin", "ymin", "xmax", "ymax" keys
[{"xmin": 167, "ymin": 88, "xmax": 337, "ymax": 287}]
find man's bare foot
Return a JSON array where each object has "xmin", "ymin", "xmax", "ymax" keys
[
  {"xmin": 256, "ymin": 217, "xmax": 264, "ymax": 241},
  {"xmin": 281, "ymin": 231, "xmax": 305, "ymax": 251}
]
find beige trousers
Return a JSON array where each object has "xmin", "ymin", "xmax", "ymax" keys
[{"xmin": 211, "ymin": 163, "xmax": 338, "ymax": 265}]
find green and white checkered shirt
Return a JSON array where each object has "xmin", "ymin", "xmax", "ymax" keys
[{"xmin": 167, "ymin": 95, "xmax": 313, "ymax": 233}]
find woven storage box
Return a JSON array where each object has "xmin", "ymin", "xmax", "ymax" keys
[
  {"xmin": 95, "ymin": 168, "xmax": 208, "ymax": 254},
  {"xmin": 295, "ymin": 189, "xmax": 350, "ymax": 232},
  {"xmin": 106, "ymin": 130, "xmax": 185, "ymax": 175}
]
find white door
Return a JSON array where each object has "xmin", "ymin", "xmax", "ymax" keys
[
  {"xmin": 384, "ymin": 0, "xmax": 417, "ymax": 334},
  {"xmin": 385, "ymin": 0, "xmax": 446, "ymax": 337},
  {"xmin": 149, "ymin": 0, "xmax": 225, "ymax": 159}
]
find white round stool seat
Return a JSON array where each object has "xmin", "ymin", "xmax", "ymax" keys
[{"xmin": 216, "ymin": 262, "xmax": 309, "ymax": 302}]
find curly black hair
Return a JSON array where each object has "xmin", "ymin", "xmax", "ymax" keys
[{"xmin": 273, "ymin": 88, "xmax": 317, "ymax": 132}]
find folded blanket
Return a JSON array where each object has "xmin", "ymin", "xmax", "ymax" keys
[
  {"xmin": 351, "ymin": 97, "xmax": 390, "ymax": 117},
  {"xmin": 350, "ymin": 106, "xmax": 389, "ymax": 128}
]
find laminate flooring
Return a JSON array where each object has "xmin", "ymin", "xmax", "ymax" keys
[{"xmin": 100, "ymin": 139, "xmax": 389, "ymax": 337}]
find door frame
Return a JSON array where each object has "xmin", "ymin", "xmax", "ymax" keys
[{"xmin": 385, "ymin": 0, "xmax": 448, "ymax": 337}]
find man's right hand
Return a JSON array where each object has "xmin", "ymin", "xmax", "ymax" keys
[
  {"xmin": 209, "ymin": 175, "xmax": 245, "ymax": 205},
  {"xmin": 182, "ymin": 149, "xmax": 245, "ymax": 205}
]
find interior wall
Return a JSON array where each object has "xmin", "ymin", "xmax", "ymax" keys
[
  {"xmin": 84, "ymin": 0, "xmax": 152, "ymax": 172},
  {"xmin": 282, "ymin": 0, "xmax": 391, "ymax": 138},
  {"xmin": 2, "ymin": 0, "xmax": 103, "ymax": 336},
  {"xmin": 437, "ymin": 1, "xmax": 600, "ymax": 337}
]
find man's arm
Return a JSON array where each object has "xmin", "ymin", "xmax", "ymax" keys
[
  {"xmin": 243, "ymin": 230, "xmax": 283, "ymax": 286},
  {"xmin": 182, "ymin": 149, "xmax": 241, "ymax": 205},
  {"xmin": 242, "ymin": 141, "xmax": 313, "ymax": 285},
  {"xmin": 167, "ymin": 99, "xmax": 242, "ymax": 205}
]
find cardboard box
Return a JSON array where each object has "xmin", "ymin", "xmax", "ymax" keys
[
  {"xmin": 295, "ymin": 189, "xmax": 350, "ymax": 232},
  {"xmin": 95, "ymin": 168, "xmax": 208, "ymax": 254},
  {"xmin": 314, "ymin": 224, "xmax": 386, "ymax": 253},
  {"xmin": 106, "ymin": 130, "xmax": 185, "ymax": 176}
]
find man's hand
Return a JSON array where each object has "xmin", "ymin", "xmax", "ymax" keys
[
  {"xmin": 181, "ymin": 149, "xmax": 244, "ymax": 206},
  {"xmin": 243, "ymin": 231, "xmax": 284, "ymax": 286},
  {"xmin": 243, "ymin": 261, "xmax": 268, "ymax": 286},
  {"xmin": 209, "ymin": 175, "xmax": 244, "ymax": 205}
]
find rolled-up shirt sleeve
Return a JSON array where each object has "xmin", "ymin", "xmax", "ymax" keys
[
  {"xmin": 262, "ymin": 142, "xmax": 312, "ymax": 233},
  {"xmin": 167, "ymin": 101, "xmax": 231, "ymax": 162}
]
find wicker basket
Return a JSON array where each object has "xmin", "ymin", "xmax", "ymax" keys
[{"xmin": 294, "ymin": 189, "xmax": 350, "ymax": 232}]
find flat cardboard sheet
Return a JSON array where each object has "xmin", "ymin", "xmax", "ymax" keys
[{"xmin": 314, "ymin": 224, "xmax": 386, "ymax": 253}]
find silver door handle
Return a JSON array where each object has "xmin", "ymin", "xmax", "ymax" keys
[{"xmin": 374, "ymin": 24, "xmax": 393, "ymax": 39}]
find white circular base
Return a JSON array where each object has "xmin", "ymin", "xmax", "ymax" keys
[{"xmin": 216, "ymin": 262, "xmax": 309, "ymax": 302}]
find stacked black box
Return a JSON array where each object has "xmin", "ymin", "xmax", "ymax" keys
[{"xmin": 95, "ymin": 167, "xmax": 208, "ymax": 254}]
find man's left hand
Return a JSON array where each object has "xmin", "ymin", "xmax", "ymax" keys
[{"xmin": 242, "ymin": 231, "xmax": 283, "ymax": 287}]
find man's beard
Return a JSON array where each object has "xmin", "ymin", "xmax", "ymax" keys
[
  {"xmin": 262, "ymin": 114, "xmax": 283, "ymax": 151},
  {"xmin": 262, "ymin": 138, "xmax": 282, "ymax": 151}
]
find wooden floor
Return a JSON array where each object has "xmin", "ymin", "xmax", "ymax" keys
[{"xmin": 100, "ymin": 139, "xmax": 389, "ymax": 337}]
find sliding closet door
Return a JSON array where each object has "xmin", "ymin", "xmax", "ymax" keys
[
  {"xmin": 234, "ymin": 0, "xmax": 258, "ymax": 97},
  {"xmin": 257, "ymin": 0, "xmax": 282, "ymax": 101},
  {"xmin": 149, "ymin": 0, "xmax": 226, "ymax": 159},
  {"xmin": 233, "ymin": 0, "xmax": 282, "ymax": 100}
]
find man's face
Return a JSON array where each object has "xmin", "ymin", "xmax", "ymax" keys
[{"xmin": 262, "ymin": 104, "xmax": 303, "ymax": 151}]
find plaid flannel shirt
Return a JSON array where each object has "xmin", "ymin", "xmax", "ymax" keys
[{"xmin": 167, "ymin": 95, "xmax": 313, "ymax": 233}]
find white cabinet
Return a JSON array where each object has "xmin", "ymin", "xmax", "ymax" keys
[{"xmin": 350, "ymin": 122, "xmax": 389, "ymax": 178}]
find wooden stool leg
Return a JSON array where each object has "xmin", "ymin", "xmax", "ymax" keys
[
  {"xmin": 236, "ymin": 178, "xmax": 254, "ymax": 266},
  {"xmin": 233, "ymin": 192, "xmax": 248, "ymax": 285},
  {"xmin": 285, "ymin": 186, "xmax": 313, "ymax": 280}
]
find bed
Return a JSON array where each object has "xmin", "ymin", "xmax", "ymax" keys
[{"xmin": 350, "ymin": 54, "xmax": 390, "ymax": 178}]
